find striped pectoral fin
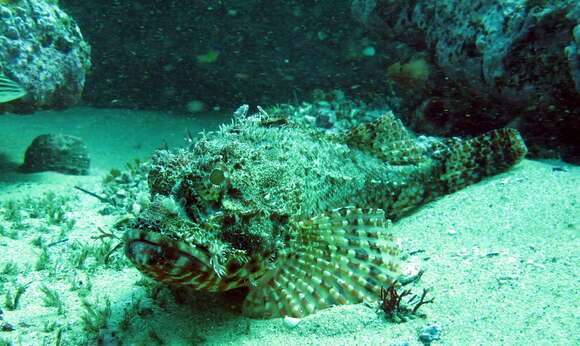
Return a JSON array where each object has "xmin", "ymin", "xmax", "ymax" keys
[
  {"xmin": 242, "ymin": 207, "xmax": 401, "ymax": 318},
  {"xmin": 0, "ymin": 75, "xmax": 27, "ymax": 103}
]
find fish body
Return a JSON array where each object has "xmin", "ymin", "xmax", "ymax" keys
[{"xmin": 123, "ymin": 109, "xmax": 526, "ymax": 318}]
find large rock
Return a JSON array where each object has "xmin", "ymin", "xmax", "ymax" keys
[
  {"xmin": 355, "ymin": 0, "xmax": 579, "ymax": 161},
  {"xmin": 0, "ymin": 0, "xmax": 91, "ymax": 113}
]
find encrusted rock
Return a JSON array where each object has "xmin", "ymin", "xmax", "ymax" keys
[
  {"xmin": 363, "ymin": 0, "xmax": 579, "ymax": 105},
  {"xmin": 0, "ymin": 0, "xmax": 91, "ymax": 113},
  {"xmin": 355, "ymin": 0, "xmax": 580, "ymax": 162},
  {"xmin": 20, "ymin": 134, "xmax": 90, "ymax": 175}
]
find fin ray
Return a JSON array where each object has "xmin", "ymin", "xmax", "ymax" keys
[
  {"xmin": 0, "ymin": 75, "xmax": 27, "ymax": 103},
  {"xmin": 343, "ymin": 111, "xmax": 424, "ymax": 165},
  {"xmin": 243, "ymin": 207, "xmax": 400, "ymax": 318}
]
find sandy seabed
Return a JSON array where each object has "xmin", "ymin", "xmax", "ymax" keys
[{"xmin": 0, "ymin": 107, "xmax": 578, "ymax": 345}]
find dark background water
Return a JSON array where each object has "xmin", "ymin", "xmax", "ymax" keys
[
  {"xmin": 59, "ymin": 0, "xmax": 383, "ymax": 112},
  {"xmin": 58, "ymin": 0, "xmax": 579, "ymax": 163}
]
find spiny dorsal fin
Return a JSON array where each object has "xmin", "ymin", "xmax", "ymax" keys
[
  {"xmin": 242, "ymin": 207, "xmax": 400, "ymax": 318},
  {"xmin": 343, "ymin": 111, "xmax": 424, "ymax": 165}
]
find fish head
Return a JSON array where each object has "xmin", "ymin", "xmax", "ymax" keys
[{"xmin": 122, "ymin": 148, "xmax": 279, "ymax": 292}]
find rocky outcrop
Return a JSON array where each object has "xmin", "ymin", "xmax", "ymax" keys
[
  {"xmin": 0, "ymin": 0, "xmax": 91, "ymax": 113},
  {"xmin": 357, "ymin": 0, "xmax": 579, "ymax": 161},
  {"xmin": 403, "ymin": 1, "xmax": 577, "ymax": 106}
]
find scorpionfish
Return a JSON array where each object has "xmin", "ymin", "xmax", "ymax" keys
[{"xmin": 122, "ymin": 106, "xmax": 527, "ymax": 318}]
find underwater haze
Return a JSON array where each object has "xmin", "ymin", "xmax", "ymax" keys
[{"xmin": 0, "ymin": 1, "xmax": 578, "ymax": 345}]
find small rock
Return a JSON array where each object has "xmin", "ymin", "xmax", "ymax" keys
[
  {"xmin": 497, "ymin": 274, "xmax": 520, "ymax": 284},
  {"xmin": 20, "ymin": 134, "xmax": 90, "ymax": 175},
  {"xmin": 1, "ymin": 321, "xmax": 15, "ymax": 332},
  {"xmin": 283, "ymin": 316, "xmax": 302, "ymax": 328},
  {"xmin": 418, "ymin": 325, "xmax": 441, "ymax": 345},
  {"xmin": 399, "ymin": 262, "xmax": 423, "ymax": 285},
  {"xmin": 131, "ymin": 203, "xmax": 142, "ymax": 214}
]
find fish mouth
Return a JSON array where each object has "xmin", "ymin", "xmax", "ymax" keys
[{"xmin": 123, "ymin": 229, "xmax": 217, "ymax": 288}]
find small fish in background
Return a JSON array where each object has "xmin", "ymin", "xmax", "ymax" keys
[{"xmin": 0, "ymin": 74, "xmax": 27, "ymax": 103}]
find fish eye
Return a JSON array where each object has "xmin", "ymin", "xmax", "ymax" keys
[{"xmin": 209, "ymin": 168, "xmax": 226, "ymax": 185}]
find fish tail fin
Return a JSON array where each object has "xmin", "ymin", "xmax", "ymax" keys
[
  {"xmin": 242, "ymin": 207, "xmax": 400, "ymax": 318},
  {"xmin": 437, "ymin": 128, "xmax": 527, "ymax": 192}
]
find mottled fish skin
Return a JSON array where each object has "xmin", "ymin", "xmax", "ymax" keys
[{"xmin": 122, "ymin": 110, "xmax": 527, "ymax": 318}]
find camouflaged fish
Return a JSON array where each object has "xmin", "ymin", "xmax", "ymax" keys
[{"xmin": 122, "ymin": 107, "xmax": 527, "ymax": 318}]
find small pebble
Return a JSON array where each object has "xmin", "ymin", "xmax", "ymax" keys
[
  {"xmin": 283, "ymin": 316, "xmax": 302, "ymax": 328},
  {"xmin": 1, "ymin": 322, "xmax": 15, "ymax": 332},
  {"xmin": 418, "ymin": 325, "xmax": 441, "ymax": 345},
  {"xmin": 131, "ymin": 203, "xmax": 142, "ymax": 214},
  {"xmin": 497, "ymin": 274, "xmax": 520, "ymax": 284},
  {"xmin": 525, "ymin": 260, "xmax": 545, "ymax": 268}
]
